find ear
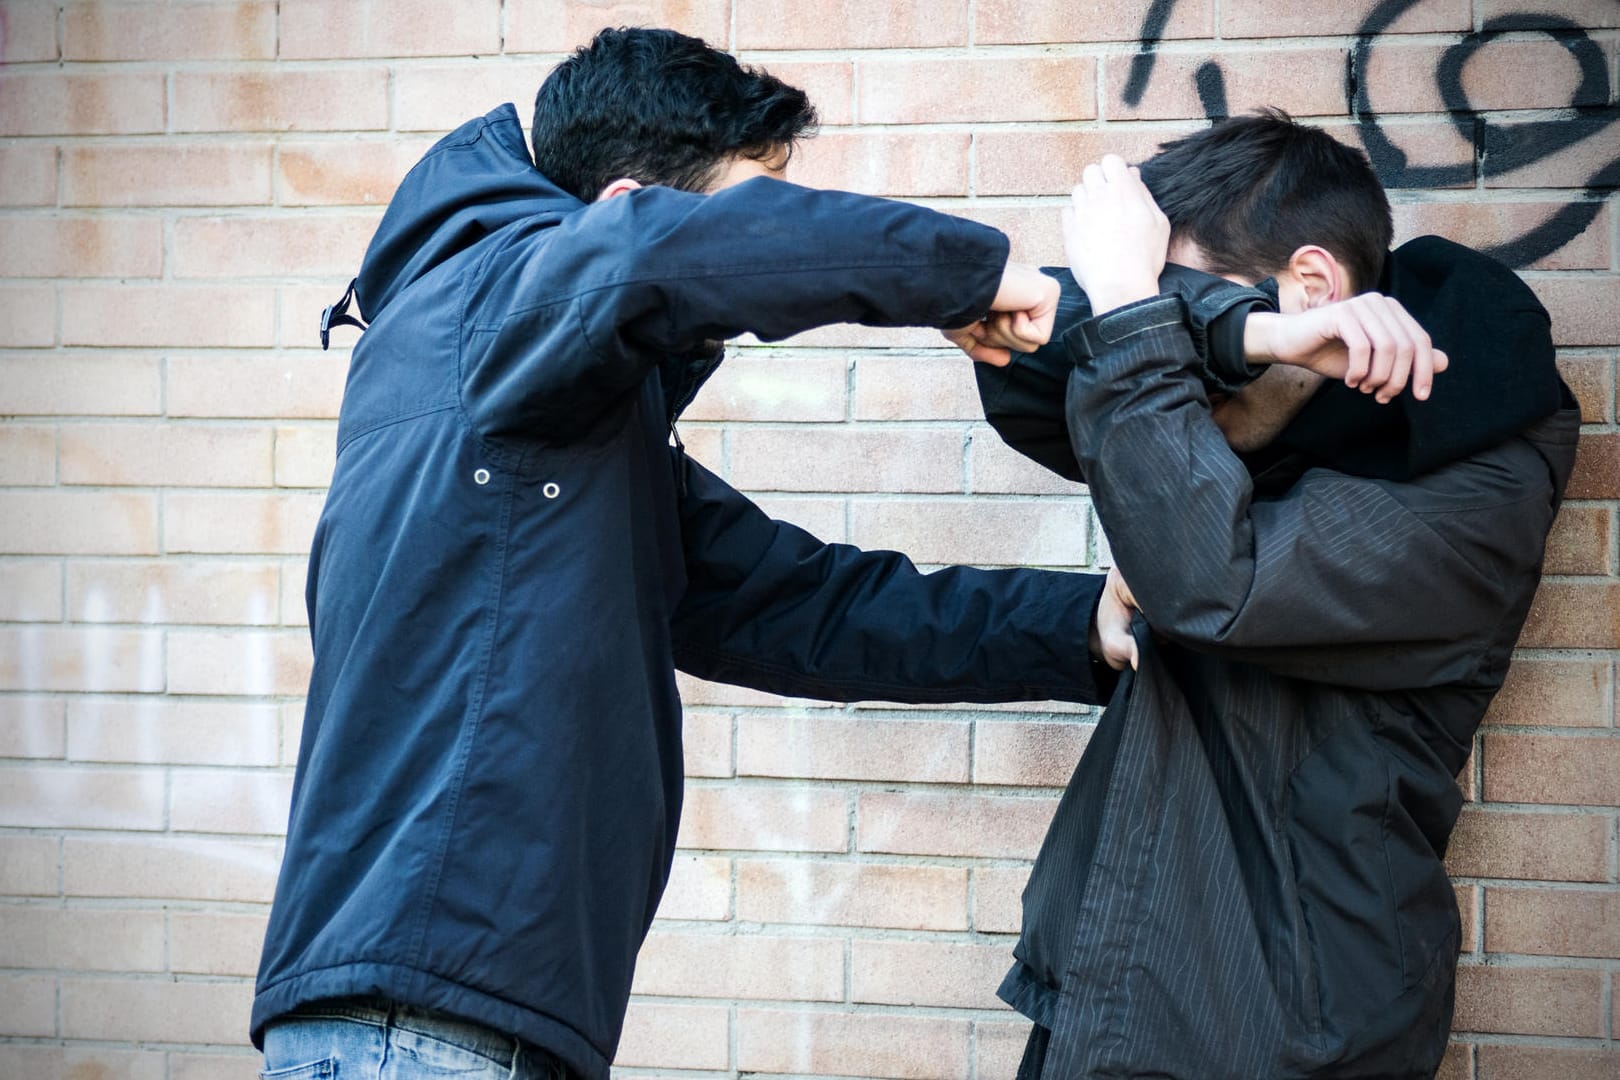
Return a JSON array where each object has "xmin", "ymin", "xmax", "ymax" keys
[
  {"xmin": 595, "ymin": 177, "xmax": 643, "ymax": 202},
  {"xmin": 1285, "ymin": 245, "xmax": 1348, "ymax": 308}
]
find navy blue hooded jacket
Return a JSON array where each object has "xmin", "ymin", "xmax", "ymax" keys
[{"xmin": 251, "ymin": 105, "xmax": 1110, "ymax": 1077}]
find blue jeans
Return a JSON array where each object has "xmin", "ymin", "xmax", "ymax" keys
[{"xmin": 260, "ymin": 998, "xmax": 570, "ymax": 1079}]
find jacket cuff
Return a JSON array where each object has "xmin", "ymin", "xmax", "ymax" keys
[
  {"xmin": 1061, "ymin": 294, "xmax": 1187, "ymax": 365},
  {"xmin": 1158, "ymin": 263, "xmax": 1278, "ymax": 393}
]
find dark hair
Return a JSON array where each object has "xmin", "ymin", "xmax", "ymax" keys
[
  {"xmin": 531, "ymin": 27, "xmax": 818, "ymax": 202},
  {"xmin": 1140, "ymin": 109, "xmax": 1392, "ymax": 293}
]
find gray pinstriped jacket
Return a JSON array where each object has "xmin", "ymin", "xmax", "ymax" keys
[{"xmin": 979, "ymin": 251, "xmax": 1577, "ymax": 1078}]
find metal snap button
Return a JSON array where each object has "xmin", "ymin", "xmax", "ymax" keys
[
  {"xmin": 473, "ymin": 468, "xmax": 490, "ymax": 485},
  {"xmin": 543, "ymin": 482, "xmax": 560, "ymax": 499}
]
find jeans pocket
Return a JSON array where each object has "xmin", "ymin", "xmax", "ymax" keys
[{"xmin": 260, "ymin": 1059, "xmax": 337, "ymax": 1080}]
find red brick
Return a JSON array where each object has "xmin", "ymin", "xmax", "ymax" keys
[
  {"xmin": 1392, "ymin": 200, "xmax": 1611, "ymax": 272},
  {"xmin": 0, "ymin": 286, "xmax": 56, "ymax": 346},
  {"xmin": 0, "ymin": 0, "xmax": 59, "ymax": 61},
  {"xmin": 974, "ymin": 865, "xmax": 1029, "ymax": 934},
  {"xmin": 0, "ymin": 491, "xmax": 157, "ymax": 556},
  {"xmin": 787, "ymin": 130, "xmax": 970, "ymax": 196},
  {"xmin": 738, "ymin": 1008, "xmax": 971, "ymax": 1079},
  {"xmin": 64, "ymin": 835, "xmax": 280, "ymax": 902},
  {"xmin": 1446, "ymin": 809, "xmax": 1609, "ymax": 882},
  {"xmin": 1540, "ymin": 505, "xmax": 1613, "ymax": 575},
  {"xmin": 1363, "ymin": 41, "xmax": 1602, "ymax": 114},
  {"xmin": 1564, "ymin": 432, "xmax": 1619, "ymax": 499},
  {"xmin": 0, "ymin": 72, "xmax": 163, "ymax": 135},
  {"xmin": 60, "ymin": 423, "xmax": 273, "ymax": 487},
  {"xmin": 0, "ymin": 354, "xmax": 154, "ymax": 416},
  {"xmin": 166, "ymin": 629, "xmax": 312, "ymax": 696},
  {"xmin": 1519, "ymin": 581, "xmax": 1620, "ymax": 649},
  {"xmin": 737, "ymin": 859, "xmax": 968, "ymax": 930},
  {"xmin": 1324, "ymin": 119, "xmax": 1477, "ymax": 191},
  {"xmin": 1436, "ymin": 1042, "xmax": 1472, "ymax": 1080},
  {"xmin": 1453, "ymin": 964, "xmax": 1603, "ymax": 1037},
  {"xmin": 277, "ymin": 138, "xmax": 435, "ymax": 206},
  {"xmin": 173, "ymin": 69, "xmax": 388, "ymax": 133},
  {"xmin": 956, "ymin": 205, "xmax": 1068, "ymax": 265},
  {"xmin": 0, "ymin": 425, "xmax": 54, "ymax": 485},
  {"xmin": 977, "ymin": 127, "xmax": 1200, "ymax": 196},
  {"xmin": 0, "ymin": 835, "xmax": 59, "ymax": 896},
  {"xmin": 63, "ymin": 142, "xmax": 274, "ymax": 207},
  {"xmin": 616, "ymin": 1002, "xmax": 730, "ymax": 1072},
  {"xmin": 730, "ymin": 427, "xmax": 965, "ymax": 493},
  {"xmin": 0, "ymin": 627, "xmax": 163, "ymax": 693},
  {"xmin": 0, "ymin": 907, "xmax": 164, "ymax": 972},
  {"xmin": 978, "ymin": 0, "xmax": 1212, "ymax": 44},
  {"xmin": 173, "ymin": 213, "xmax": 378, "ymax": 280},
  {"xmin": 656, "ymin": 854, "xmax": 731, "ymax": 921},
  {"xmin": 761, "ymin": 61, "xmax": 854, "ymax": 126},
  {"xmin": 852, "ymin": 939, "xmax": 1011, "ymax": 1009},
  {"xmin": 971, "ymin": 427, "xmax": 1089, "ymax": 495},
  {"xmin": 0, "ymin": 973, "xmax": 56, "ymax": 1036},
  {"xmin": 64, "ymin": 1, "xmax": 276, "ymax": 61},
  {"xmin": 977, "ymin": 1019, "xmax": 1035, "ymax": 1080},
  {"xmin": 1477, "ymin": 1044, "xmax": 1620, "ymax": 1080},
  {"xmin": 1221, "ymin": 0, "xmax": 1469, "ymax": 37},
  {"xmin": 167, "ymin": 354, "xmax": 347, "ymax": 419},
  {"xmin": 1481, "ymin": 0, "xmax": 1620, "ymax": 29},
  {"xmin": 60, "ymin": 977, "xmax": 255, "ymax": 1044},
  {"xmin": 852, "ymin": 354, "xmax": 984, "ymax": 422},
  {"xmin": 67, "ymin": 560, "xmax": 279, "ymax": 627},
  {"xmin": 393, "ymin": 63, "xmax": 555, "ymax": 134},
  {"xmin": 163, "ymin": 491, "xmax": 324, "ymax": 555},
  {"xmin": 1487, "ymin": 121, "xmax": 1620, "ymax": 189},
  {"xmin": 858, "ymin": 791, "xmax": 1058, "ymax": 859},
  {"xmin": 1484, "ymin": 658, "xmax": 1610, "ymax": 728},
  {"xmin": 633, "ymin": 931, "xmax": 843, "ymax": 1001},
  {"xmin": 170, "ymin": 768, "xmax": 293, "ymax": 834},
  {"xmin": 749, "ymin": 495, "xmax": 848, "ymax": 543},
  {"xmin": 67, "ymin": 698, "xmax": 281, "ymax": 767},
  {"xmin": 0, "ymin": 560, "xmax": 61, "ymax": 621},
  {"xmin": 1104, "ymin": 48, "xmax": 1347, "ymax": 120},
  {"xmin": 1483, "ymin": 734, "xmax": 1620, "ymax": 806},
  {"xmin": 281, "ymin": 0, "xmax": 500, "ymax": 59},
  {"xmin": 62, "ymin": 285, "xmax": 274, "ymax": 348},
  {"xmin": 1457, "ymin": 883, "xmax": 1479, "ymax": 952},
  {"xmin": 974, "ymin": 719, "xmax": 1092, "ymax": 786},
  {"xmin": 737, "ymin": 0, "xmax": 966, "ymax": 49},
  {"xmin": 0, "ymin": 763, "xmax": 164, "ymax": 829},
  {"xmin": 0, "ymin": 144, "xmax": 57, "ymax": 206},
  {"xmin": 850, "ymin": 497, "xmax": 1088, "ymax": 566},
  {"xmin": 1557, "ymin": 355, "xmax": 1613, "ymax": 423},
  {"xmin": 1485, "ymin": 887, "xmax": 1620, "ymax": 959},
  {"xmin": 169, "ymin": 911, "xmax": 268, "ymax": 977},
  {"xmin": 0, "ymin": 215, "xmax": 162, "ymax": 278},
  {"xmin": 0, "ymin": 1046, "xmax": 164, "ymax": 1080},
  {"xmin": 860, "ymin": 57, "xmax": 1095, "ymax": 124},
  {"xmin": 738, "ymin": 714, "xmax": 970, "ymax": 782},
  {"xmin": 275, "ymin": 425, "xmax": 338, "ymax": 488},
  {"xmin": 682, "ymin": 354, "xmax": 848, "ymax": 423},
  {"xmin": 506, "ymin": 0, "xmax": 730, "ymax": 53},
  {"xmin": 0, "ymin": 694, "xmax": 64, "ymax": 757},
  {"xmin": 678, "ymin": 784, "xmax": 848, "ymax": 852}
]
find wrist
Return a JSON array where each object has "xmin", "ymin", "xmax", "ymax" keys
[
  {"xmin": 1084, "ymin": 280, "xmax": 1159, "ymax": 315},
  {"xmin": 1241, "ymin": 312, "xmax": 1280, "ymax": 366}
]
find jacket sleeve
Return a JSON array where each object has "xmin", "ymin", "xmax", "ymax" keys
[
  {"xmin": 669, "ymin": 457, "xmax": 1113, "ymax": 706},
  {"xmin": 463, "ymin": 178, "xmax": 1008, "ymax": 441},
  {"xmin": 1065, "ymin": 295, "xmax": 1558, "ymax": 691},
  {"xmin": 975, "ymin": 264, "xmax": 1272, "ymax": 482}
]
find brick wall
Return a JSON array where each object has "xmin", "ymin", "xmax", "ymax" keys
[{"xmin": 0, "ymin": 1, "xmax": 1615, "ymax": 1077}]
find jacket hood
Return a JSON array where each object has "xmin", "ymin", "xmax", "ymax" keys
[{"xmin": 356, "ymin": 103, "xmax": 582, "ymax": 320}]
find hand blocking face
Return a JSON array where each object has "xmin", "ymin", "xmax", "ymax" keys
[{"xmin": 1062, "ymin": 155, "xmax": 1171, "ymax": 315}]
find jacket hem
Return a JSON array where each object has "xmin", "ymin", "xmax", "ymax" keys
[{"xmin": 252, "ymin": 963, "xmax": 611, "ymax": 1080}]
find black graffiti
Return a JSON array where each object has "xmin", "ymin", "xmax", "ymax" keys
[{"xmin": 1126, "ymin": 0, "xmax": 1620, "ymax": 267}]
